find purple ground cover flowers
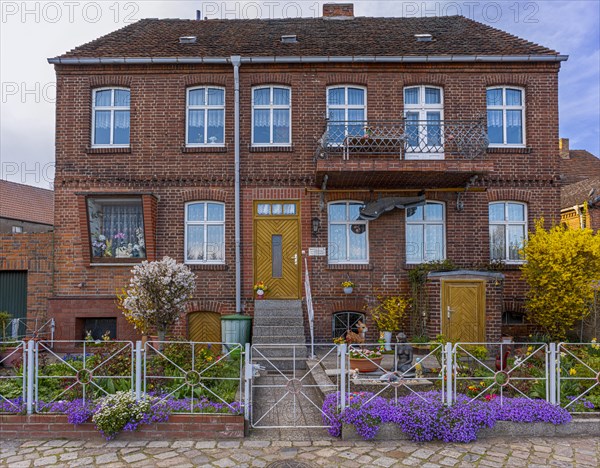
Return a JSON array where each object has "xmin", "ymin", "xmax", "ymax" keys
[{"xmin": 323, "ymin": 391, "xmax": 572, "ymax": 442}]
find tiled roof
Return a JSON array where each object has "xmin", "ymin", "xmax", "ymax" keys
[
  {"xmin": 53, "ymin": 16, "xmax": 559, "ymax": 60},
  {"xmin": 561, "ymin": 177, "xmax": 600, "ymax": 210},
  {"xmin": 561, "ymin": 150, "xmax": 600, "ymax": 185},
  {"xmin": 0, "ymin": 180, "xmax": 54, "ymax": 226}
]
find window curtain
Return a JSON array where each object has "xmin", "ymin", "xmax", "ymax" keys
[{"xmin": 102, "ymin": 204, "xmax": 144, "ymax": 253}]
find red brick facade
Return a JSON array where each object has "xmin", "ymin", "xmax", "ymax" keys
[
  {"xmin": 0, "ymin": 233, "xmax": 53, "ymax": 325},
  {"xmin": 48, "ymin": 47, "xmax": 562, "ymax": 342}
]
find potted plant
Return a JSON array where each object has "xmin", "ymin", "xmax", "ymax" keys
[
  {"xmin": 368, "ymin": 295, "xmax": 410, "ymax": 351},
  {"xmin": 254, "ymin": 281, "xmax": 268, "ymax": 299},
  {"xmin": 410, "ymin": 335, "xmax": 430, "ymax": 355},
  {"xmin": 348, "ymin": 346, "xmax": 384, "ymax": 373},
  {"xmin": 341, "ymin": 280, "xmax": 355, "ymax": 294}
]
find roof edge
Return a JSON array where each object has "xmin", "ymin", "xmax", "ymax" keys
[{"xmin": 48, "ymin": 54, "xmax": 569, "ymax": 65}]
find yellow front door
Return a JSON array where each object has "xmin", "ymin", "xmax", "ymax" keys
[
  {"xmin": 254, "ymin": 201, "xmax": 301, "ymax": 299},
  {"xmin": 441, "ymin": 280, "xmax": 485, "ymax": 342}
]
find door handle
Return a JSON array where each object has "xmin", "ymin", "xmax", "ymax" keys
[
  {"xmin": 447, "ymin": 306, "xmax": 453, "ymax": 320},
  {"xmin": 291, "ymin": 253, "xmax": 298, "ymax": 265}
]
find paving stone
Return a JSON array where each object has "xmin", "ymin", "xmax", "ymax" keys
[
  {"xmin": 373, "ymin": 456, "xmax": 397, "ymax": 467},
  {"xmin": 33, "ymin": 456, "xmax": 58, "ymax": 466},
  {"xmin": 412, "ymin": 448, "xmax": 435, "ymax": 459},
  {"xmin": 195, "ymin": 441, "xmax": 217, "ymax": 449},
  {"xmin": 122, "ymin": 452, "xmax": 148, "ymax": 463}
]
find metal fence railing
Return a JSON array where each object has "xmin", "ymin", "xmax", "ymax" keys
[
  {"xmin": 144, "ymin": 341, "xmax": 243, "ymax": 415},
  {"xmin": 346, "ymin": 342, "xmax": 446, "ymax": 405},
  {"xmin": 1, "ymin": 340, "xmax": 598, "ymax": 417}
]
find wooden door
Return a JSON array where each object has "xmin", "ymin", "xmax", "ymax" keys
[
  {"xmin": 254, "ymin": 201, "xmax": 301, "ymax": 299},
  {"xmin": 188, "ymin": 311, "xmax": 222, "ymax": 343},
  {"xmin": 441, "ymin": 280, "xmax": 485, "ymax": 342}
]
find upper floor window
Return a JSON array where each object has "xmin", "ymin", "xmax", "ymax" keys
[
  {"xmin": 328, "ymin": 201, "xmax": 368, "ymax": 264},
  {"xmin": 487, "ymin": 87, "xmax": 525, "ymax": 146},
  {"xmin": 186, "ymin": 87, "xmax": 225, "ymax": 146},
  {"xmin": 327, "ymin": 86, "xmax": 366, "ymax": 144},
  {"xmin": 252, "ymin": 86, "xmax": 291, "ymax": 145},
  {"xmin": 185, "ymin": 202, "xmax": 225, "ymax": 264},
  {"xmin": 87, "ymin": 196, "xmax": 145, "ymax": 260},
  {"xmin": 404, "ymin": 86, "xmax": 444, "ymax": 159},
  {"xmin": 92, "ymin": 88, "xmax": 130, "ymax": 147},
  {"xmin": 406, "ymin": 201, "xmax": 445, "ymax": 263},
  {"xmin": 489, "ymin": 202, "xmax": 527, "ymax": 262}
]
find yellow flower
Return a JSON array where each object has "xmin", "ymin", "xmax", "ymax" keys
[
  {"xmin": 527, "ymin": 346, "xmax": 533, "ymax": 353},
  {"xmin": 569, "ymin": 368, "xmax": 577, "ymax": 376},
  {"xmin": 480, "ymin": 381, "xmax": 485, "ymax": 387},
  {"xmin": 206, "ymin": 356, "xmax": 213, "ymax": 362}
]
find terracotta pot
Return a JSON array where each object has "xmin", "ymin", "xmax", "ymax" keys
[{"xmin": 349, "ymin": 356, "xmax": 383, "ymax": 373}]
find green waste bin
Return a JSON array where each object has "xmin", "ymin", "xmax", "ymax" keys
[{"xmin": 221, "ymin": 314, "xmax": 252, "ymax": 348}]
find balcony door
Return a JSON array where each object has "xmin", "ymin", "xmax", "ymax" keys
[
  {"xmin": 404, "ymin": 85, "xmax": 444, "ymax": 159},
  {"xmin": 253, "ymin": 201, "xmax": 301, "ymax": 299}
]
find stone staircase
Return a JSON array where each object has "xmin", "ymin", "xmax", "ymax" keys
[{"xmin": 252, "ymin": 300, "xmax": 308, "ymax": 371}]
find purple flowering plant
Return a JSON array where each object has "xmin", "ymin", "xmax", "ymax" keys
[{"xmin": 323, "ymin": 391, "xmax": 571, "ymax": 443}]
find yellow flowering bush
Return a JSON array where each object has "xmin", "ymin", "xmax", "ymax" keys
[
  {"xmin": 521, "ymin": 220, "xmax": 600, "ymax": 340},
  {"xmin": 368, "ymin": 295, "xmax": 410, "ymax": 332}
]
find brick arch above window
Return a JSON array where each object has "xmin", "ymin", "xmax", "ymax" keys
[
  {"xmin": 181, "ymin": 188, "xmax": 229, "ymax": 203},
  {"xmin": 248, "ymin": 74, "xmax": 293, "ymax": 86},
  {"xmin": 487, "ymin": 188, "xmax": 532, "ymax": 203},
  {"xmin": 401, "ymin": 74, "xmax": 448, "ymax": 87},
  {"xmin": 485, "ymin": 75, "xmax": 530, "ymax": 87},
  {"xmin": 325, "ymin": 73, "xmax": 368, "ymax": 86},
  {"xmin": 183, "ymin": 75, "xmax": 229, "ymax": 87},
  {"xmin": 325, "ymin": 299, "xmax": 369, "ymax": 316},
  {"xmin": 89, "ymin": 76, "xmax": 133, "ymax": 87}
]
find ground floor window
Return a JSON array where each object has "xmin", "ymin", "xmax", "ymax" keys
[
  {"xmin": 82, "ymin": 318, "xmax": 117, "ymax": 340},
  {"xmin": 332, "ymin": 311, "xmax": 365, "ymax": 339},
  {"xmin": 87, "ymin": 197, "xmax": 146, "ymax": 260}
]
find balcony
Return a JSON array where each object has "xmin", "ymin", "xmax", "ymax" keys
[{"xmin": 314, "ymin": 119, "xmax": 493, "ymax": 189}]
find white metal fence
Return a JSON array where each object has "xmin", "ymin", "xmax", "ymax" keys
[{"xmin": 1, "ymin": 340, "xmax": 599, "ymax": 417}]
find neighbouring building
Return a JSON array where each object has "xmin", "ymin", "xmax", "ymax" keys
[
  {"xmin": 559, "ymin": 138, "xmax": 600, "ymax": 231},
  {"xmin": 46, "ymin": 4, "xmax": 567, "ymax": 345},
  {"xmin": 0, "ymin": 180, "xmax": 54, "ymax": 337}
]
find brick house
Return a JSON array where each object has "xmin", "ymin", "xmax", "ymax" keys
[
  {"xmin": 46, "ymin": 4, "xmax": 567, "ymax": 345},
  {"xmin": 0, "ymin": 181, "xmax": 54, "ymax": 337},
  {"xmin": 559, "ymin": 138, "xmax": 600, "ymax": 231}
]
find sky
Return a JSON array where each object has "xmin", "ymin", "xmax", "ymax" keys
[{"xmin": 1, "ymin": 0, "xmax": 599, "ymax": 189}]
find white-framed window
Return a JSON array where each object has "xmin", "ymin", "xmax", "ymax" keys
[
  {"xmin": 185, "ymin": 201, "xmax": 225, "ymax": 264},
  {"xmin": 326, "ymin": 85, "xmax": 367, "ymax": 144},
  {"xmin": 328, "ymin": 201, "xmax": 368, "ymax": 264},
  {"xmin": 406, "ymin": 201, "xmax": 445, "ymax": 264},
  {"xmin": 92, "ymin": 88, "xmax": 130, "ymax": 147},
  {"xmin": 12, "ymin": 226, "xmax": 23, "ymax": 234},
  {"xmin": 252, "ymin": 86, "xmax": 291, "ymax": 145},
  {"xmin": 186, "ymin": 87, "xmax": 225, "ymax": 146},
  {"xmin": 486, "ymin": 87, "xmax": 525, "ymax": 146},
  {"xmin": 489, "ymin": 202, "xmax": 527, "ymax": 262},
  {"xmin": 403, "ymin": 86, "xmax": 444, "ymax": 159}
]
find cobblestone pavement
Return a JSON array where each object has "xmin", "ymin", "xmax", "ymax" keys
[{"xmin": 1, "ymin": 436, "xmax": 598, "ymax": 467}]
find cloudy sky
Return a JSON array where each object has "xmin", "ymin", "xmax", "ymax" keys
[{"xmin": 1, "ymin": 0, "xmax": 598, "ymax": 188}]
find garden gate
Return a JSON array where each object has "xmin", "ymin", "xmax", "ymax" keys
[{"xmin": 245, "ymin": 343, "xmax": 341, "ymax": 429}]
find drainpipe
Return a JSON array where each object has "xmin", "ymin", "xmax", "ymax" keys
[{"xmin": 231, "ymin": 55, "xmax": 242, "ymax": 314}]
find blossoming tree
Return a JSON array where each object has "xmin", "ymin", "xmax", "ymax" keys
[{"xmin": 117, "ymin": 257, "xmax": 196, "ymax": 341}]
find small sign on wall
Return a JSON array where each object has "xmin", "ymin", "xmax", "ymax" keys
[{"xmin": 308, "ymin": 247, "xmax": 326, "ymax": 257}]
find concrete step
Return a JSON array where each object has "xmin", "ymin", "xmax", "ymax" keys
[
  {"xmin": 251, "ymin": 344, "xmax": 308, "ymax": 358},
  {"xmin": 253, "ymin": 325, "xmax": 306, "ymax": 338},
  {"xmin": 254, "ymin": 300, "xmax": 302, "ymax": 311},
  {"xmin": 252, "ymin": 333, "xmax": 306, "ymax": 353},
  {"xmin": 253, "ymin": 358, "xmax": 307, "ymax": 371},
  {"xmin": 253, "ymin": 316, "xmax": 304, "ymax": 327}
]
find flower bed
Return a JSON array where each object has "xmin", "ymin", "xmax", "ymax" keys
[{"xmin": 323, "ymin": 391, "xmax": 572, "ymax": 443}]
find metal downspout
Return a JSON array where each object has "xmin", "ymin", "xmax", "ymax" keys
[{"xmin": 231, "ymin": 55, "xmax": 242, "ymax": 313}]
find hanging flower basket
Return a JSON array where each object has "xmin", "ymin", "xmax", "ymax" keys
[{"xmin": 341, "ymin": 281, "xmax": 355, "ymax": 295}]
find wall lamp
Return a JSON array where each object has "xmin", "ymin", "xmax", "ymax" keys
[{"xmin": 311, "ymin": 217, "xmax": 321, "ymax": 237}]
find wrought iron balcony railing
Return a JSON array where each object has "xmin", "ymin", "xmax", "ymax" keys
[{"xmin": 314, "ymin": 119, "xmax": 489, "ymax": 161}]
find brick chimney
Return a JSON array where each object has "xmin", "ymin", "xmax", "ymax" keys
[
  {"xmin": 559, "ymin": 138, "xmax": 570, "ymax": 159},
  {"xmin": 323, "ymin": 3, "xmax": 354, "ymax": 18}
]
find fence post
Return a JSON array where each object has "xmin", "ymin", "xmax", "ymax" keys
[
  {"xmin": 339, "ymin": 344, "xmax": 347, "ymax": 411},
  {"xmin": 244, "ymin": 343, "xmax": 251, "ymax": 422},
  {"xmin": 26, "ymin": 340, "xmax": 35, "ymax": 415},
  {"xmin": 135, "ymin": 341, "xmax": 142, "ymax": 401},
  {"xmin": 445, "ymin": 342, "xmax": 453, "ymax": 406},
  {"xmin": 548, "ymin": 342, "xmax": 557, "ymax": 405}
]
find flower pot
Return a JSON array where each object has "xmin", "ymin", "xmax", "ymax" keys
[
  {"xmin": 255, "ymin": 289, "xmax": 265, "ymax": 300},
  {"xmin": 349, "ymin": 356, "xmax": 383, "ymax": 373},
  {"xmin": 383, "ymin": 331, "xmax": 393, "ymax": 351},
  {"xmin": 343, "ymin": 287, "xmax": 353, "ymax": 295}
]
